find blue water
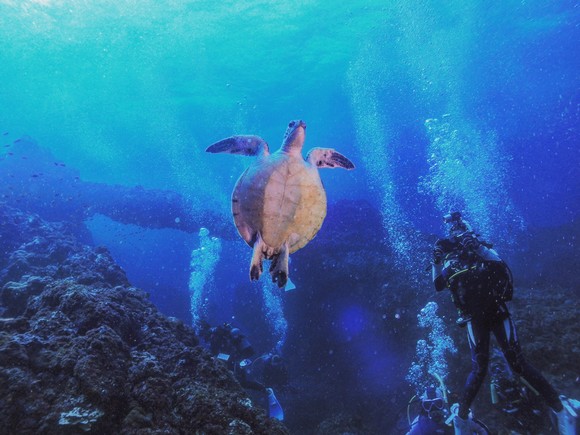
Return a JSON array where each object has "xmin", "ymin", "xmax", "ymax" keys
[
  {"xmin": 1, "ymin": 0, "xmax": 578, "ymax": 432},
  {"xmin": 2, "ymin": 1, "xmax": 578, "ymax": 227}
]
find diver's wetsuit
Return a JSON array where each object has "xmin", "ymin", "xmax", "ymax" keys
[
  {"xmin": 432, "ymin": 234, "xmax": 562, "ymax": 419},
  {"xmin": 204, "ymin": 324, "xmax": 267, "ymax": 392},
  {"xmin": 407, "ymin": 414, "xmax": 453, "ymax": 435}
]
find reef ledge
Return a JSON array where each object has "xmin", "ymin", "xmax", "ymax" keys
[{"xmin": 0, "ymin": 203, "xmax": 288, "ymax": 435}]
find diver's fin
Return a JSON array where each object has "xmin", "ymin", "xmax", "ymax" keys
[
  {"xmin": 283, "ymin": 256, "xmax": 296, "ymax": 291},
  {"xmin": 269, "ymin": 242, "xmax": 288, "ymax": 288},
  {"xmin": 557, "ymin": 395, "xmax": 578, "ymax": 435},
  {"xmin": 283, "ymin": 276, "xmax": 296, "ymax": 292},
  {"xmin": 267, "ymin": 388, "xmax": 284, "ymax": 421},
  {"xmin": 206, "ymin": 135, "xmax": 269, "ymax": 156}
]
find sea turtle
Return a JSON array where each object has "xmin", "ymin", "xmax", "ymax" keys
[{"xmin": 206, "ymin": 120, "xmax": 355, "ymax": 288}]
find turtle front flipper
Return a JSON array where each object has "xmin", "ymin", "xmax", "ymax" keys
[
  {"xmin": 306, "ymin": 148, "xmax": 355, "ymax": 170},
  {"xmin": 250, "ymin": 233, "xmax": 266, "ymax": 281},
  {"xmin": 269, "ymin": 242, "xmax": 289, "ymax": 288},
  {"xmin": 206, "ymin": 135, "xmax": 270, "ymax": 156}
]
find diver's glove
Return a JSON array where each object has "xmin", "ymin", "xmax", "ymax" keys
[
  {"xmin": 460, "ymin": 233, "xmax": 480, "ymax": 252},
  {"xmin": 433, "ymin": 247, "xmax": 444, "ymax": 265}
]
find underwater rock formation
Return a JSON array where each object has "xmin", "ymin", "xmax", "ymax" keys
[
  {"xmin": 0, "ymin": 137, "xmax": 236, "ymax": 239},
  {"xmin": 0, "ymin": 204, "xmax": 288, "ymax": 434}
]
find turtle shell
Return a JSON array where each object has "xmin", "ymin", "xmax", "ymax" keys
[{"xmin": 232, "ymin": 150, "xmax": 327, "ymax": 254}]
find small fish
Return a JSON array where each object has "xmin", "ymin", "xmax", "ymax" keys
[
  {"xmin": 31, "ymin": 174, "xmax": 39, "ymax": 178},
  {"xmin": 7, "ymin": 152, "xmax": 13, "ymax": 156},
  {"xmin": 14, "ymin": 138, "xmax": 21, "ymax": 143},
  {"xmin": 2, "ymin": 132, "xmax": 8, "ymax": 136},
  {"xmin": 3, "ymin": 144, "xmax": 9, "ymax": 148}
]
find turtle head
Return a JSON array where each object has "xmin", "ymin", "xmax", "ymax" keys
[{"xmin": 281, "ymin": 120, "xmax": 306, "ymax": 153}]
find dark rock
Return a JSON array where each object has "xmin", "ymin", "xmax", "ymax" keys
[
  {"xmin": 0, "ymin": 204, "xmax": 288, "ymax": 434},
  {"xmin": 316, "ymin": 413, "xmax": 371, "ymax": 435},
  {"xmin": 1, "ymin": 275, "xmax": 50, "ymax": 316}
]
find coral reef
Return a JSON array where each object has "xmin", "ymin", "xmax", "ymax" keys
[
  {"xmin": 315, "ymin": 413, "xmax": 372, "ymax": 435},
  {"xmin": 0, "ymin": 204, "xmax": 287, "ymax": 434}
]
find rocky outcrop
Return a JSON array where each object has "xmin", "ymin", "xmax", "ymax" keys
[
  {"xmin": 0, "ymin": 204, "xmax": 288, "ymax": 434},
  {"xmin": 0, "ymin": 137, "xmax": 236, "ymax": 239}
]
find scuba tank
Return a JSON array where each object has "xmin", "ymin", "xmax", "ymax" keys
[{"xmin": 490, "ymin": 382, "xmax": 499, "ymax": 405}]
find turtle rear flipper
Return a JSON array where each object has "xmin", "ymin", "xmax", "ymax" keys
[
  {"xmin": 270, "ymin": 242, "xmax": 289, "ymax": 288},
  {"xmin": 250, "ymin": 233, "xmax": 266, "ymax": 281},
  {"xmin": 206, "ymin": 135, "xmax": 269, "ymax": 156}
]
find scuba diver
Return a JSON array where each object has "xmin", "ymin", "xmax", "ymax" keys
[
  {"xmin": 198, "ymin": 321, "xmax": 285, "ymax": 421},
  {"xmin": 405, "ymin": 374, "xmax": 489, "ymax": 435},
  {"xmin": 406, "ymin": 386, "xmax": 454, "ymax": 435},
  {"xmin": 431, "ymin": 211, "xmax": 578, "ymax": 435},
  {"xmin": 262, "ymin": 353, "xmax": 289, "ymax": 391}
]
